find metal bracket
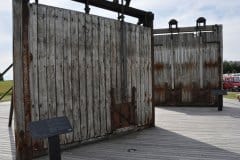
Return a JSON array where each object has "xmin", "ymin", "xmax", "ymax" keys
[
  {"xmin": 84, "ymin": 0, "xmax": 90, "ymax": 14},
  {"xmin": 196, "ymin": 17, "xmax": 206, "ymax": 36},
  {"xmin": 168, "ymin": 19, "xmax": 179, "ymax": 39},
  {"xmin": 169, "ymin": 19, "xmax": 178, "ymax": 29},
  {"xmin": 196, "ymin": 17, "xmax": 206, "ymax": 28}
]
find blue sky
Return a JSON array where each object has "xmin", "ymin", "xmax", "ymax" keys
[{"xmin": 1, "ymin": 0, "xmax": 240, "ymax": 80}]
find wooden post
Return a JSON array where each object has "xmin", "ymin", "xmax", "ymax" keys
[
  {"xmin": 8, "ymin": 91, "xmax": 14, "ymax": 127},
  {"xmin": 12, "ymin": 0, "xmax": 32, "ymax": 159},
  {"xmin": 218, "ymin": 25, "xmax": 223, "ymax": 110}
]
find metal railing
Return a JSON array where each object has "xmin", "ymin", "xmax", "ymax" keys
[
  {"xmin": 0, "ymin": 63, "xmax": 13, "ymax": 101},
  {"xmin": 0, "ymin": 63, "xmax": 14, "ymax": 127}
]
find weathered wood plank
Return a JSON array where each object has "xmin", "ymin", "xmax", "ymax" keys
[
  {"xmin": 130, "ymin": 24, "xmax": 137, "ymax": 97},
  {"xmin": 98, "ymin": 17, "xmax": 107, "ymax": 136},
  {"xmin": 55, "ymin": 8, "xmax": 65, "ymax": 144},
  {"xmin": 110, "ymin": 20, "xmax": 117, "ymax": 129},
  {"xmin": 110, "ymin": 20, "xmax": 117, "ymax": 100},
  {"xmin": 143, "ymin": 27, "xmax": 149, "ymax": 124},
  {"xmin": 71, "ymin": 11, "xmax": 81, "ymax": 142},
  {"xmin": 115, "ymin": 21, "xmax": 121, "ymax": 104},
  {"xmin": 29, "ymin": 4, "xmax": 39, "ymax": 122},
  {"xmin": 78, "ymin": 13, "xmax": 87, "ymax": 140},
  {"xmin": 126, "ymin": 24, "xmax": 132, "ymax": 102},
  {"xmin": 85, "ymin": 14, "xmax": 94, "ymax": 138},
  {"xmin": 63, "ymin": 9, "xmax": 73, "ymax": 143},
  {"xmin": 135, "ymin": 26, "xmax": 141, "ymax": 126},
  {"xmin": 13, "ymin": 0, "xmax": 29, "ymax": 158},
  {"xmin": 46, "ymin": 6, "xmax": 56, "ymax": 119},
  {"xmin": 104, "ymin": 19, "xmax": 111, "ymax": 133},
  {"xmin": 147, "ymin": 28, "xmax": 152, "ymax": 124},
  {"xmin": 92, "ymin": 15, "xmax": 100, "ymax": 137},
  {"xmin": 38, "ymin": 5, "xmax": 48, "ymax": 120},
  {"xmin": 139, "ymin": 26, "xmax": 145, "ymax": 125}
]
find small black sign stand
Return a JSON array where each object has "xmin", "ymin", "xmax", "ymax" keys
[
  {"xmin": 211, "ymin": 89, "xmax": 227, "ymax": 111},
  {"xmin": 48, "ymin": 135, "xmax": 61, "ymax": 160},
  {"xmin": 29, "ymin": 116, "xmax": 73, "ymax": 160}
]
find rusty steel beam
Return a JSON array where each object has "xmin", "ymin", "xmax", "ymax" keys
[
  {"xmin": 154, "ymin": 25, "xmax": 219, "ymax": 35},
  {"xmin": 72, "ymin": 0, "xmax": 154, "ymax": 27}
]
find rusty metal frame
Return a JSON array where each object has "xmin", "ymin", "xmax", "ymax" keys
[{"xmin": 72, "ymin": 0, "xmax": 154, "ymax": 27}]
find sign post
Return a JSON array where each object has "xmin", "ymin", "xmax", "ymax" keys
[{"xmin": 29, "ymin": 117, "xmax": 73, "ymax": 160}]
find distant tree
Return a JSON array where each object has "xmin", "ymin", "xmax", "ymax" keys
[
  {"xmin": 223, "ymin": 61, "xmax": 240, "ymax": 74},
  {"xmin": 223, "ymin": 61, "xmax": 233, "ymax": 73}
]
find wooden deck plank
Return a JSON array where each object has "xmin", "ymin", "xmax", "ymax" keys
[{"xmin": 1, "ymin": 99, "xmax": 240, "ymax": 160}]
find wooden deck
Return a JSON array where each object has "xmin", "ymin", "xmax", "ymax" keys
[
  {"xmin": 1, "ymin": 99, "xmax": 240, "ymax": 160},
  {"xmin": 0, "ymin": 102, "xmax": 15, "ymax": 160}
]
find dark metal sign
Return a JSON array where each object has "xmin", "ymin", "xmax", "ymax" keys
[
  {"xmin": 29, "ymin": 116, "xmax": 73, "ymax": 139},
  {"xmin": 29, "ymin": 117, "xmax": 73, "ymax": 160},
  {"xmin": 211, "ymin": 89, "xmax": 227, "ymax": 96}
]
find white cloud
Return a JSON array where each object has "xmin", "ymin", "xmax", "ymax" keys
[{"xmin": 0, "ymin": 0, "xmax": 12, "ymax": 12}]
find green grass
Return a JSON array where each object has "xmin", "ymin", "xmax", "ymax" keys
[
  {"xmin": 224, "ymin": 92, "xmax": 240, "ymax": 100},
  {"xmin": 0, "ymin": 80, "xmax": 13, "ymax": 102}
]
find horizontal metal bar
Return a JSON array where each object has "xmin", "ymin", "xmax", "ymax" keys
[
  {"xmin": 0, "ymin": 64, "xmax": 13, "ymax": 77},
  {"xmin": 72, "ymin": 0, "xmax": 153, "ymax": 19},
  {"xmin": 154, "ymin": 25, "xmax": 220, "ymax": 34},
  {"xmin": 0, "ymin": 87, "xmax": 13, "ymax": 101}
]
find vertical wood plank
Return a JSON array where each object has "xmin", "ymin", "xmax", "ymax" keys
[
  {"xmin": 63, "ymin": 9, "xmax": 73, "ymax": 143},
  {"xmin": 38, "ymin": 6, "xmax": 48, "ymax": 120},
  {"xmin": 13, "ymin": 0, "xmax": 33, "ymax": 159},
  {"xmin": 92, "ymin": 15, "xmax": 100, "ymax": 137},
  {"xmin": 98, "ymin": 17, "xmax": 107, "ymax": 136},
  {"xmin": 110, "ymin": 20, "xmax": 117, "ymax": 99},
  {"xmin": 135, "ymin": 26, "xmax": 141, "ymax": 126},
  {"xmin": 104, "ymin": 19, "xmax": 111, "ymax": 133},
  {"xmin": 85, "ymin": 14, "xmax": 94, "ymax": 138},
  {"xmin": 147, "ymin": 28, "xmax": 152, "ymax": 124},
  {"xmin": 46, "ymin": 6, "xmax": 56, "ymax": 119},
  {"xmin": 139, "ymin": 26, "xmax": 145, "ymax": 125},
  {"xmin": 126, "ymin": 24, "xmax": 132, "ymax": 102},
  {"xmin": 29, "ymin": 4, "xmax": 39, "ymax": 122},
  {"xmin": 71, "ymin": 11, "xmax": 80, "ymax": 142},
  {"xmin": 37, "ymin": 6, "xmax": 49, "ymax": 149},
  {"xmin": 130, "ymin": 24, "xmax": 137, "ymax": 96},
  {"xmin": 55, "ymin": 8, "xmax": 65, "ymax": 144},
  {"xmin": 78, "ymin": 13, "xmax": 87, "ymax": 140},
  {"xmin": 143, "ymin": 28, "xmax": 149, "ymax": 124},
  {"xmin": 115, "ymin": 21, "xmax": 122, "ymax": 104}
]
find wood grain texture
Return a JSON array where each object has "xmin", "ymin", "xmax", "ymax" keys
[
  {"xmin": 71, "ymin": 10, "xmax": 80, "ymax": 142},
  {"xmin": 98, "ymin": 17, "xmax": 107, "ymax": 136},
  {"xmin": 63, "ymin": 9, "xmax": 73, "ymax": 143},
  {"xmin": 28, "ymin": 3, "xmax": 152, "ymax": 147},
  {"xmin": 92, "ymin": 15, "xmax": 100, "ymax": 137},
  {"xmin": 104, "ymin": 19, "xmax": 111, "ymax": 133},
  {"xmin": 78, "ymin": 12, "xmax": 87, "ymax": 140},
  {"xmin": 46, "ymin": 6, "xmax": 56, "ymax": 119},
  {"xmin": 29, "ymin": 4, "xmax": 39, "ymax": 122},
  {"xmin": 37, "ymin": 6, "xmax": 48, "ymax": 120},
  {"xmin": 154, "ymin": 26, "xmax": 222, "ymax": 106}
]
